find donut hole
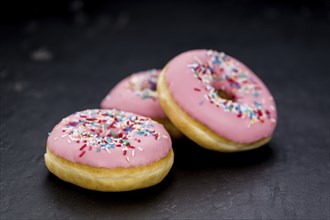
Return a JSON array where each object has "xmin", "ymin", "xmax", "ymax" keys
[
  {"xmin": 211, "ymin": 80, "xmax": 236, "ymax": 101},
  {"xmin": 216, "ymin": 89, "xmax": 235, "ymax": 101},
  {"xmin": 141, "ymin": 78, "xmax": 157, "ymax": 91}
]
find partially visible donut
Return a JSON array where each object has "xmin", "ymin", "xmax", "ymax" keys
[
  {"xmin": 101, "ymin": 69, "xmax": 181, "ymax": 138},
  {"xmin": 157, "ymin": 49, "xmax": 277, "ymax": 152},
  {"xmin": 45, "ymin": 109, "xmax": 174, "ymax": 191}
]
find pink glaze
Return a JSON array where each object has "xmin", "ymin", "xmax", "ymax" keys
[
  {"xmin": 100, "ymin": 69, "xmax": 166, "ymax": 119},
  {"xmin": 47, "ymin": 109, "xmax": 172, "ymax": 168},
  {"xmin": 165, "ymin": 49, "xmax": 277, "ymax": 144}
]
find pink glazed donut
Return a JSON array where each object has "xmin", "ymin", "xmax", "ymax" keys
[
  {"xmin": 101, "ymin": 69, "xmax": 181, "ymax": 138},
  {"xmin": 45, "ymin": 109, "xmax": 174, "ymax": 191},
  {"xmin": 157, "ymin": 49, "xmax": 277, "ymax": 152}
]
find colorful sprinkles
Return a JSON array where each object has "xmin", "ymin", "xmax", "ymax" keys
[
  {"xmin": 58, "ymin": 109, "xmax": 161, "ymax": 160},
  {"xmin": 127, "ymin": 69, "xmax": 159, "ymax": 100},
  {"xmin": 188, "ymin": 50, "xmax": 275, "ymax": 126}
]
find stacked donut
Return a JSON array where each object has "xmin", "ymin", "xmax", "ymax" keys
[{"xmin": 45, "ymin": 49, "xmax": 277, "ymax": 192}]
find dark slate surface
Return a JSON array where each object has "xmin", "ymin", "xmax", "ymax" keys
[{"xmin": 0, "ymin": 1, "xmax": 329, "ymax": 219}]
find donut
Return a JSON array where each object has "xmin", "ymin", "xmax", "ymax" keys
[
  {"xmin": 45, "ymin": 109, "xmax": 174, "ymax": 192},
  {"xmin": 101, "ymin": 69, "xmax": 181, "ymax": 138},
  {"xmin": 157, "ymin": 49, "xmax": 277, "ymax": 152}
]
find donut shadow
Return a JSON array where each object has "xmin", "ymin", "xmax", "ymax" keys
[
  {"xmin": 45, "ymin": 167, "xmax": 174, "ymax": 202},
  {"xmin": 43, "ymin": 138, "xmax": 274, "ymax": 208},
  {"xmin": 172, "ymin": 137, "xmax": 275, "ymax": 171}
]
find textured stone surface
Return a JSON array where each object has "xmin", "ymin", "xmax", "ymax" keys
[{"xmin": 0, "ymin": 1, "xmax": 329, "ymax": 219}]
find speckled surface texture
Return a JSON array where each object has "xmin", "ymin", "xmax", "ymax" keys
[{"xmin": 0, "ymin": 1, "xmax": 329, "ymax": 219}]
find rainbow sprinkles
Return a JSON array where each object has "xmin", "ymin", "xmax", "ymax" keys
[
  {"xmin": 188, "ymin": 50, "xmax": 276, "ymax": 126},
  {"xmin": 56, "ymin": 109, "xmax": 161, "ymax": 161},
  {"xmin": 127, "ymin": 69, "xmax": 159, "ymax": 100}
]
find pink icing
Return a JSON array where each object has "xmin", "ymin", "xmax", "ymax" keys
[
  {"xmin": 47, "ymin": 109, "xmax": 172, "ymax": 168},
  {"xmin": 100, "ymin": 69, "xmax": 166, "ymax": 119},
  {"xmin": 165, "ymin": 49, "xmax": 277, "ymax": 144}
]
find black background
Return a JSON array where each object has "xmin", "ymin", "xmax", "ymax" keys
[{"xmin": 1, "ymin": 0, "xmax": 329, "ymax": 219}]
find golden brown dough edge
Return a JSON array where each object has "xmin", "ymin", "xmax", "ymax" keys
[
  {"xmin": 154, "ymin": 118, "xmax": 183, "ymax": 138},
  {"xmin": 157, "ymin": 66, "xmax": 271, "ymax": 152},
  {"xmin": 44, "ymin": 147, "xmax": 174, "ymax": 192}
]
